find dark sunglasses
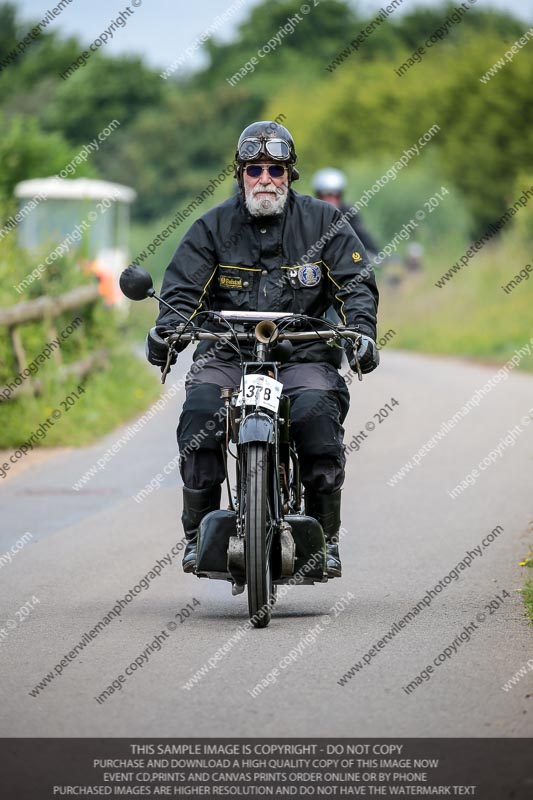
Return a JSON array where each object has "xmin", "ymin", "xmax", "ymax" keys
[
  {"xmin": 239, "ymin": 137, "xmax": 291, "ymax": 161},
  {"xmin": 244, "ymin": 164, "xmax": 287, "ymax": 179}
]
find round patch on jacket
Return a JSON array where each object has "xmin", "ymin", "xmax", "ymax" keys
[{"xmin": 297, "ymin": 264, "xmax": 322, "ymax": 287}]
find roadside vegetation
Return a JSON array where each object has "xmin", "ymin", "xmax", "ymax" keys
[
  {"xmin": 379, "ymin": 225, "xmax": 533, "ymax": 372},
  {"xmin": 0, "ymin": 234, "xmax": 159, "ymax": 448}
]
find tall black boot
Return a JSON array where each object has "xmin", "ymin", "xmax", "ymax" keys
[
  {"xmin": 181, "ymin": 486, "xmax": 221, "ymax": 573},
  {"xmin": 305, "ymin": 489, "xmax": 342, "ymax": 578}
]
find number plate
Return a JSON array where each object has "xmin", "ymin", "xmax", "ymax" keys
[{"xmin": 235, "ymin": 374, "xmax": 283, "ymax": 412}]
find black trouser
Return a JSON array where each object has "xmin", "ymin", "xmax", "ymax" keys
[{"xmin": 177, "ymin": 359, "xmax": 350, "ymax": 494}]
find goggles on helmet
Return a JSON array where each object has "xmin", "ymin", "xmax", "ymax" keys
[{"xmin": 238, "ymin": 137, "xmax": 291, "ymax": 162}]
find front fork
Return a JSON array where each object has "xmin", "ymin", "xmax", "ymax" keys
[{"xmin": 221, "ymin": 356, "xmax": 298, "ymax": 583}]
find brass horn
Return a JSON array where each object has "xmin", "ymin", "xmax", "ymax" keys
[{"xmin": 254, "ymin": 319, "xmax": 279, "ymax": 344}]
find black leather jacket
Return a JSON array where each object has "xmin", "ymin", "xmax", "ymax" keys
[{"xmin": 156, "ymin": 189, "xmax": 378, "ymax": 366}]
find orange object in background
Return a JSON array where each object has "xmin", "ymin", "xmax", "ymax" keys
[
  {"xmin": 82, "ymin": 258, "xmax": 123, "ymax": 306},
  {"xmin": 91, "ymin": 260, "xmax": 123, "ymax": 306}
]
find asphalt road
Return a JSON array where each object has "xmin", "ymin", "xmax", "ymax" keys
[{"xmin": 1, "ymin": 350, "xmax": 532, "ymax": 737}]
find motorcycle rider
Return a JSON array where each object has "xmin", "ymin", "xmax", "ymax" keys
[
  {"xmin": 146, "ymin": 121, "xmax": 379, "ymax": 578},
  {"xmin": 312, "ymin": 167, "xmax": 379, "ymax": 256}
]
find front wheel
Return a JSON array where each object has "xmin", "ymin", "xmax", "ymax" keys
[{"xmin": 244, "ymin": 441, "xmax": 274, "ymax": 628}]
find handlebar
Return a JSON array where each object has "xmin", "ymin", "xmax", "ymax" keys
[
  {"xmin": 158, "ymin": 312, "xmax": 363, "ymax": 383},
  {"xmin": 166, "ymin": 327, "xmax": 361, "ymax": 346},
  {"xmin": 162, "ymin": 311, "xmax": 361, "ymax": 345}
]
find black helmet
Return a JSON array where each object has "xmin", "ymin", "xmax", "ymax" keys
[{"xmin": 234, "ymin": 120, "xmax": 299, "ymax": 187}]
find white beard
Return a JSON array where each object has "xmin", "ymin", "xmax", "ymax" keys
[{"xmin": 245, "ymin": 182, "xmax": 288, "ymax": 217}]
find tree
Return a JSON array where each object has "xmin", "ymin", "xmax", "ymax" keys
[
  {"xmin": 0, "ymin": 114, "xmax": 93, "ymax": 205},
  {"xmin": 196, "ymin": 0, "xmax": 359, "ymax": 86},
  {"xmin": 42, "ymin": 55, "xmax": 164, "ymax": 146}
]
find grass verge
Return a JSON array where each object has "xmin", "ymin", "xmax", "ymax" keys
[
  {"xmin": 0, "ymin": 351, "xmax": 160, "ymax": 449},
  {"xmin": 519, "ymin": 556, "xmax": 533, "ymax": 625},
  {"xmin": 378, "ymin": 231, "xmax": 533, "ymax": 371},
  {"xmin": 521, "ymin": 581, "xmax": 533, "ymax": 624}
]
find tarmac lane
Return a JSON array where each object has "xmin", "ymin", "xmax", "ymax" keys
[{"xmin": 0, "ymin": 350, "xmax": 531, "ymax": 736}]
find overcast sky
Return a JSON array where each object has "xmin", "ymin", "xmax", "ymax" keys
[{"xmin": 13, "ymin": 0, "xmax": 533, "ymax": 72}]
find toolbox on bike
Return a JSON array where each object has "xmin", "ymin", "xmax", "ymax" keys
[
  {"xmin": 196, "ymin": 510, "xmax": 237, "ymax": 579},
  {"xmin": 279, "ymin": 515, "xmax": 327, "ymax": 582},
  {"xmin": 196, "ymin": 511, "xmax": 327, "ymax": 583}
]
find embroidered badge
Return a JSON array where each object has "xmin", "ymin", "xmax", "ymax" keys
[
  {"xmin": 352, "ymin": 252, "xmax": 362, "ymax": 262},
  {"xmin": 219, "ymin": 275, "xmax": 243, "ymax": 289},
  {"xmin": 297, "ymin": 264, "xmax": 322, "ymax": 287}
]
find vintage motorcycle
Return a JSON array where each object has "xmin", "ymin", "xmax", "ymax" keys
[{"xmin": 120, "ymin": 266, "xmax": 361, "ymax": 628}]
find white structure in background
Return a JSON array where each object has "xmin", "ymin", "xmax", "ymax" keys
[{"xmin": 14, "ymin": 178, "xmax": 136, "ymax": 307}]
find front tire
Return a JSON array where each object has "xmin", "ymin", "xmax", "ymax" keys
[{"xmin": 244, "ymin": 442, "xmax": 274, "ymax": 628}]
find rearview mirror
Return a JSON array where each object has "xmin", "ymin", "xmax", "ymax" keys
[{"xmin": 119, "ymin": 266, "xmax": 155, "ymax": 301}]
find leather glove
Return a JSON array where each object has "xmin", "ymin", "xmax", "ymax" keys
[
  {"xmin": 349, "ymin": 335, "xmax": 380, "ymax": 374},
  {"xmin": 145, "ymin": 327, "xmax": 177, "ymax": 369}
]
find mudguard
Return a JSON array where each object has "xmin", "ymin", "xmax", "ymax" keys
[{"xmin": 238, "ymin": 411, "xmax": 275, "ymax": 444}]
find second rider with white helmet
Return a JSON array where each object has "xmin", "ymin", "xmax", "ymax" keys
[{"xmin": 312, "ymin": 167, "xmax": 380, "ymax": 257}]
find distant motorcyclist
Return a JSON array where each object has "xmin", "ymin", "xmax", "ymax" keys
[
  {"xmin": 312, "ymin": 168, "xmax": 380, "ymax": 256},
  {"xmin": 146, "ymin": 122, "xmax": 379, "ymax": 578}
]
